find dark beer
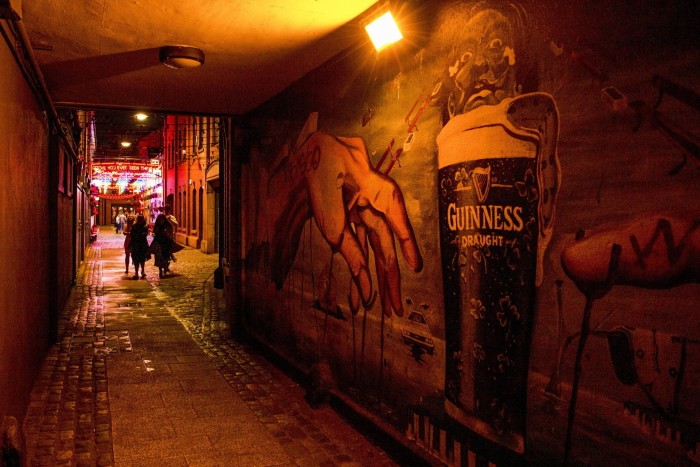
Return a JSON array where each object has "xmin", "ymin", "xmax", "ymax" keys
[{"xmin": 437, "ymin": 94, "xmax": 559, "ymax": 453}]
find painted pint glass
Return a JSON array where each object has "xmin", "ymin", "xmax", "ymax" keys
[{"xmin": 438, "ymin": 93, "xmax": 560, "ymax": 453}]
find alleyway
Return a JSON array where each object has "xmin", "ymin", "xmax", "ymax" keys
[{"xmin": 22, "ymin": 229, "xmax": 400, "ymax": 466}]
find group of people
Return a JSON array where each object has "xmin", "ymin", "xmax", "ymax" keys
[
  {"xmin": 123, "ymin": 206, "xmax": 182, "ymax": 279},
  {"xmin": 115, "ymin": 210, "xmax": 127, "ymax": 234}
]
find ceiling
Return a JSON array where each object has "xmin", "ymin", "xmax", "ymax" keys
[
  {"xmin": 86, "ymin": 110, "xmax": 162, "ymax": 157},
  {"xmin": 21, "ymin": 0, "xmax": 381, "ymax": 116}
]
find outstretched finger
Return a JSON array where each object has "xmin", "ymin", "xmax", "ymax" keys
[
  {"xmin": 365, "ymin": 174, "xmax": 423, "ymax": 274},
  {"xmin": 301, "ymin": 132, "xmax": 376, "ymax": 305},
  {"xmin": 357, "ymin": 206, "xmax": 403, "ymax": 317},
  {"xmin": 305, "ymin": 168, "xmax": 373, "ymax": 305},
  {"xmin": 335, "ymin": 223, "xmax": 373, "ymax": 306}
]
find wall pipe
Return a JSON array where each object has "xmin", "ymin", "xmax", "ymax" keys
[{"xmin": 7, "ymin": 17, "xmax": 77, "ymax": 159}]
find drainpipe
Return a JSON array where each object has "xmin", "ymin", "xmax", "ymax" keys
[{"xmin": 8, "ymin": 14, "xmax": 76, "ymax": 158}]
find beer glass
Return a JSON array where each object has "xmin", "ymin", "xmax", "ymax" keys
[{"xmin": 438, "ymin": 93, "xmax": 560, "ymax": 453}]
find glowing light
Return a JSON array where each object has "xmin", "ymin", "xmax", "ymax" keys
[
  {"xmin": 365, "ymin": 11, "xmax": 403, "ymax": 52},
  {"xmin": 121, "ymin": 141, "xmax": 132, "ymax": 148},
  {"xmin": 135, "ymin": 113, "xmax": 148, "ymax": 121}
]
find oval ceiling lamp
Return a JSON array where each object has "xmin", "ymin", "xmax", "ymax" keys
[{"xmin": 159, "ymin": 46, "xmax": 205, "ymax": 69}]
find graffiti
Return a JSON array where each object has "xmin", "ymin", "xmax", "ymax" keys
[
  {"xmin": 261, "ymin": 118, "xmax": 423, "ymax": 318},
  {"xmin": 375, "ymin": 91, "xmax": 432, "ymax": 177},
  {"xmin": 439, "ymin": 93, "xmax": 559, "ymax": 454},
  {"xmin": 561, "ymin": 216, "xmax": 700, "ymax": 292},
  {"xmin": 430, "ymin": 4, "xmax": 527, "ymax": 124},
  {"xmin": 240, "ymin": 1, "xmax": 699, "ymax": 465},
  {"xmin": 286, "ymin": 144, "xmax": 321, "ymax": 180},
  {"xmin": 557, "ymin": 215, "xmax": 700, "ymax": 462},
  {"xmin": 429, "ymin": 2, "xmax": 560, "ymax": 453},
  {"xmin": 631, "ymin": 75, "xmax": 700, "ymax": 176},
  {"xmin": 311, "ymin": 260, "xmax": 346, "ymax": 320},
  {"xmin": 401, "ymin": 298, "xmax": 435, "ymax": 363},
  {"xmin": 361, "ymin": 105, "xmax": 375, "ymax": 127},
  {"xmin": 629, "ymin": 218, "xmax": 700, "ymax": 272}
]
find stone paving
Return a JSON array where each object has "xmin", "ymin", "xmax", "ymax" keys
[{"xmin": 22, "ymin": 229, "xmax": 400, "ymax": 466}]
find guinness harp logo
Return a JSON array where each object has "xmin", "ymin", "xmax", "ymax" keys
[{"xmin": 471, "ymin": 166, "xmax": 491, "ymax": 203}]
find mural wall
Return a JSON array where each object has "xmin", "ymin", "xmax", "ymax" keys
[{"xmin": 240, "ymin": 1, "xmax": 700, "ymax": 465}]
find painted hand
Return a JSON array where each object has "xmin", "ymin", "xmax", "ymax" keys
[{"xmin": 267, "ymin": 131, "xmax": 423, "ymax": 316}]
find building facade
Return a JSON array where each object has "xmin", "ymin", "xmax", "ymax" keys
[{"xmin": 162, "ymin": 115, "xmax": 222, "ymax": 254}]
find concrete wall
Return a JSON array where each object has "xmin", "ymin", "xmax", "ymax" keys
[
  {"xmin": 239, "ymin": 1, "xmax": 700, "ymax": 464},
  {"xmin": 0, "ymin": 32, "xmax": 52, "ymax": 421}
]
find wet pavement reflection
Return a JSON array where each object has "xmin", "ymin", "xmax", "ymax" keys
[{"xmin": 23, "ymin": 229, "xmax": 398, "ymax": 466}]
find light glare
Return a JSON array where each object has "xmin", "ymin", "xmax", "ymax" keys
[{"xmin": 365, "ymin": 12, "xmax": 403, "ymax": 52}]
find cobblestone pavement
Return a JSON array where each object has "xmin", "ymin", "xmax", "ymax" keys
[{"xmin": 23, "ymin": 229, "xmax": 399, "ymax": 466}]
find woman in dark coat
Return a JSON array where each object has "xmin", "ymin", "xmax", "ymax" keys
[
  {"xmin": 129, "ymin": 214, "xmax": 150, "ymax": 279},
  {"xmin": 151, "ymin": 213, "xmax": 172, "ymax": 278},
  {"xmin": 123, "ymin": 215, "xmax": 135, "ymax": 274}
]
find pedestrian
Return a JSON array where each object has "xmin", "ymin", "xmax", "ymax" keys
[
  {"xmin": 164, "ymin": 205, "xmax": 178, "ymax": 230},
  {"xmin": 163, "ymin": 205, "xmax": 182, "ymax": 263},
  {"xmin": 130, "ymin": 214, "xmax": 149, "ymax": 279},
  {"xmin": 116, "ymin": 210, "xmax": 126, "ymax": 234},
  {"xmin": 123, "ymin": 215, "xmax": 135, "ymax": 274},
  {"xmin": 151, "ymin": 213, "xmax": 173, "ymax": 278}
]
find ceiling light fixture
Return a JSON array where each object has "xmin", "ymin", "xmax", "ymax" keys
[
  {"xmin": 121, "ymin": 141, "xmax": 132, "ymax": 148},
  {"xmin": 365, "ymin": 11, "xmax": 403, "ymax": 52},
  {"xmin": 159, "ymin": 46, "xmax": 205, "ymax": 69},
  {"xmin": 134, "ymin": 113, "xmax": 148, "ymax": 121}
]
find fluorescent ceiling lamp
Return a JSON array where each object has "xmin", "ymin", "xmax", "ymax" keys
[{"xmin": 365, "ymin": 11, "xmax": 403, "ymax": 52}]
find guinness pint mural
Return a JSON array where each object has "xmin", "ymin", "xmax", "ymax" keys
[
  {"xmin": 438, "ymin": 93, "xmax": 560, "ymax": 453},
  {"xmin": 241, "ymin": 1, "xmax": 699, "ymax": 465}
]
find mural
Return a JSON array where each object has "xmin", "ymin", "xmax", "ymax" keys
[
  {"xmin": 431, "ymin": 3, "xmax": 561, "ymax": 453},
  {"xmin": 437, "ymin": 92, "xmax": 560, "ymax": 453},
  {"xmin": 554, "ymin": 216, "xmax": 700, "ymax": 463},
  {"xmin": 263, "ymin": 116, "xmax": 424, "ymax": 316},
  {"xmin": 241, "ymin": 0, "xmax": 699, "ymax": 465}
]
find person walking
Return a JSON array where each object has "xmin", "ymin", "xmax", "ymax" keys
[
  {"xmin": 129, "ymin": 214, "xmax": 150, "ymax": 279},
  {"xmin": 163, "ymin": 205, "xmax": 182, "ymax": 263},
  {"xmin": 151, "ymin": 213, "xmax": 172, "ymax": 278},
  {"xmin": 164, "ymin": 205, "xmax": 178, "ymax": 230},
  {"xmin": 116, "ymin": 210, "xmax": 126, "ymax": 234},
  {"xmin": 123, "ymin": 215, "xmax": 135, "ymax": 274}
]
